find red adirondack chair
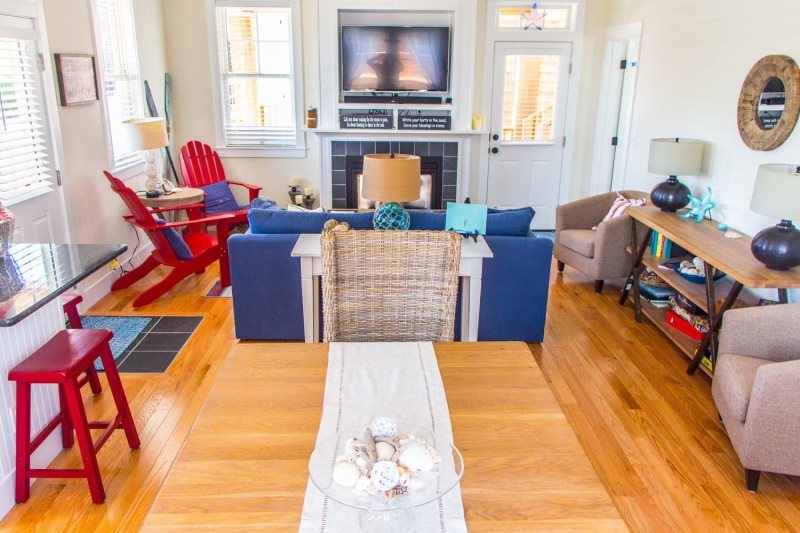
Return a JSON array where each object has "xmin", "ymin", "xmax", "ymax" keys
[
  {"xmin": 179, "ymin": 140, "xmax": 262, "ymax": 222},
  {"xmin": 104, "ymin": 171, "xmax": 234, "ymax": 307}
]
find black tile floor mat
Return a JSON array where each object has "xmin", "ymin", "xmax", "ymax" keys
[{"xmin": 112, "ymin": 316, "xmax": 203, "ymax": 373}]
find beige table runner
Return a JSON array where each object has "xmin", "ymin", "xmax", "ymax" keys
[{"xmin": 299, "ymin": 342, "xmax": 467, "ymax": 532}]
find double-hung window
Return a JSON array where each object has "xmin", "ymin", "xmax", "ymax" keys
[
  {"xmin": 0, "ymin": 14, "xmax": 56, "ymax": 205},
  {"xmin": 93, "ymin": 0, "xmax": 143, "ymax": 170},
  {"xmin": 211, "ymin": 0, "xmax": 305, "ymax": 156}
]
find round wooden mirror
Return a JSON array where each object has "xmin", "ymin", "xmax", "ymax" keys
[{"xmin": 738, "ymin": 55, "xmax": 800, "ymax": 151}]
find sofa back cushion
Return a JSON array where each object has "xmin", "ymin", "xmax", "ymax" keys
[
  {"xmin": 409, "ymin": 207, "xmax": 535, "ymax": 237},
  {"xmin": 248, "ymin": 208, "xmax": 374, "ymax": 234}
]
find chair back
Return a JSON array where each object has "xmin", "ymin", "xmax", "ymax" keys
[
  {"xmin": 180, "ymin": 141, "xmax": 227, "ymax": 188},
  {"xmin": 103, "ymin": 171, "xmax": 179, "ymax": 263},
  {"xmin": 321, "ymin": 229, "xmax": 461, "ymax": 342}
]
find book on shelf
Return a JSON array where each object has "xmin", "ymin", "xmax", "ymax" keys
[{"xmin": 639, "ymin": 281, "xmax": 677, "ymax": 301}]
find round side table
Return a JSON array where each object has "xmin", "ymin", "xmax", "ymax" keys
[{"xmin": 139, "ymin": 188, "xmax": 205, "ymax": 209}]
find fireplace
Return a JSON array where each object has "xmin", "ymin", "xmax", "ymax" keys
[
  {"xmin": 330, "ymin": 141, "xmax": 459, "ymax": 209},
  {"xmin": 345, "ymin": 155, "xmax": 443, "ymax": 210}
]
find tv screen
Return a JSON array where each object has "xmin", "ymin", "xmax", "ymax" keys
[{"xmin": 341, "ymin": 26, "xmax": 451, "ymax": 92}]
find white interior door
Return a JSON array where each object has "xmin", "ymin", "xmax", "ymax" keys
[
  {"xmin": 487, "ymin": 42, "xmax": 572, "ymax": 230},
  {"xmin": 0, "ymin": 9, "xmax": 68, "ymax": 244}
]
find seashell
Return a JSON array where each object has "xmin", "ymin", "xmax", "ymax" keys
[
  {"xmin": 370, "ymin": 461, "xmax": 400, "ymax": 492},
  {"xmin": 375, "ymin": 441, "xmax": 395, "ymax": 461},
  {"xmin": 332, "ymin": 461, "xmax": 360, "ymax": 488},
  {"xmin": 370, "ymin": 416, "xmax": 398, "ymax": 437},
  {"xmin": 398, "ymin": 442, "xmax": 439, "ymax": 472},
  {"xmin": 354, "ymin": 475, "xmax": 371, "ymax": 495}
]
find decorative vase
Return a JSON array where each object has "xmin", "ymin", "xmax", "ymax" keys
[
  {"xmin": 650, "ymin": 176, "xmax": 691, "ymax": 212},
  {"xmin": 751, "ymin": 220, "xmax": 800, "ymax": 271},
  {"xmin": 373, "ymin": 202, "xmax": 410, "ymax": 230}
]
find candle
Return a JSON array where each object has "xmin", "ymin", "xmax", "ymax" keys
[
  {"xmin": 304, "ymin": 187, "xmax": 313, "ymax": 196},
  {"xmin": 289, "ymin": 177, "xmax": 300, "ymax": 187},
  {"xmin": 294, "ymin": 194, "xmax": 303, "ymax": 204}
]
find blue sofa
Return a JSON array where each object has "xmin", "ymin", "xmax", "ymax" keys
[{"xmin": 229, "ymin": 206, "xmax": 553, "ymax": 342}]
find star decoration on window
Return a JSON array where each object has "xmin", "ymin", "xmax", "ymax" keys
[{"xmin": 522, "ymin": 3, "xmax": 547, "ymax": 31}]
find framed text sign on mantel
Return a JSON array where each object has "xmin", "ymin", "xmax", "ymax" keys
[
  {"xmin": 54, "ymin": 53, "xmax": 99, "ymax": 106},
  {"xmin": 339, "ymin": 111, "xmax": 393, "ymax": 129},
  {"xmin": 398, "ymin": 114, "xmax": 452, "ymax": 130}
]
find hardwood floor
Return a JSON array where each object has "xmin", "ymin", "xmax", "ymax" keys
[{"xmin": 1, "ymin": 261, "xmax": 798, "ymax": 531}]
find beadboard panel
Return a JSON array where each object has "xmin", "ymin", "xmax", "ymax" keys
[{"xmin": 0, "ymin": 299, "xmax": 64, "ymax": 519}]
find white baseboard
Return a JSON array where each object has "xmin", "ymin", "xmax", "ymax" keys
[
  {"xmin": 0, "ymin": 431, "xmax": 62, "ymax": 520},
  {"xmin": 76, "ymin": 243, "xmax": 154, "ymax": 312}
]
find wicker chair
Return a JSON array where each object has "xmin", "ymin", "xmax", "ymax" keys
[{"xmin": 321, "ymin": 229, "xmax": 461, "ymax": 342}]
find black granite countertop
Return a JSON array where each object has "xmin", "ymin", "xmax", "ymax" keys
[{"xmin": 0, "ymin": 243, "xmax": 127, "ymax": 327}]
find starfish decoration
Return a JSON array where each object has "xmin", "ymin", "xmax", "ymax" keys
[
  {"xmin": 680, "ymin": 187, "xmax": 715, "ymax": 224},
  {"xmin": 522, "ymin": 3, "xmax": 547, "ymax": 31}
]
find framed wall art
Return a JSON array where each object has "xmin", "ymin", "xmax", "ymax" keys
[{"xmin": 54, "ymin": 53, "xmax": 98, "ymax": 106}]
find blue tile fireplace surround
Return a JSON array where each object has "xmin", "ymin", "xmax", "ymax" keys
[{"xmin": 330, "ymin": 140, "xmax": 459, "ymax": 209}]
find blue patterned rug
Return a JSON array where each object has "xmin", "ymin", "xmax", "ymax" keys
[
  {"xmin": 534, "ymin": 231, "xmax": 555, "ymax": 241},
  {"xmin": 80, "ymin": 316, "xmax": 152, "ymax": 370}
]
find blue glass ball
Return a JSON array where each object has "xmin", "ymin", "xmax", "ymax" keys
[{"xmin": 373, "ymin": 202, "xmax": 410, "ymax": 230}]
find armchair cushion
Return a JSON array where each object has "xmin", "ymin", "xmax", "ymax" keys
[
  {"xmin": 200, "ymin": 181, "xmax": 245, "ymax": 214},
  {"xmin": 558, "ymin": 229, "xmax": 596, "ymax": 258},
  {"xmin": 154, "ymin": 216, "xmax": 192, "ymax": 260},
  {"xmin": 714, "ymin": 353, "xmax": 770, "ymax": 422}
]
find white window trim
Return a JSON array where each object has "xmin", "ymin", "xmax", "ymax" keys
[
  {"xmin": 0, "ymin": 0, "xmax": 65, "ymax": 206},
  {"xmin": 88, "ymin": 0, "xmax": 145, "ymax": 178},
  {"xmin": 206, "ymin": 0, "xmax": 306, "ymax": 158}
]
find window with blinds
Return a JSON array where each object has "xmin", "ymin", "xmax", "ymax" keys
[
  {"xmin": 214, "ymin": 4, "xmax": 298, "ymax": 147},
  {"xmin": 94, "ymin": 0, "xmax": 143, "ymax": 169},
  {"xmin": 0, "ymin": 16, "xmax": 55, "ymax": 205}
]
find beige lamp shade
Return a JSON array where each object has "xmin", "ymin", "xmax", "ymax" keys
[
  {"xmin": 751, "ymin": 164, "xmax": 800, "ymax": 221},
  {"xmin": 361, "ymin": 153, "xmax": 421, "ymax": 202},
  {"xmin": 648, "ymin": 138, "xmax": 704, "ymax": 176},
  {"xmin": 122, "ymin": 117, "xmax": 168, "ymax": 151}
]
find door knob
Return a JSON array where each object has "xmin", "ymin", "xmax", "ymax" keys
[
  {"xmin": 492, "ymin": 134, "xmax": 500, "ymax": 141},
  {"xmin": 491, "ymin": 147, "xmax": 499, "ymax": 154}
]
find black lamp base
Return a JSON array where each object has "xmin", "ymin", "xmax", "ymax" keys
[
  {"xmin": 751, "ymin": 220, "xmax": 800, "ymax": 271},
  {"xmin": 650, "ymin": 176, "xmax": 691, "ymax": 212}
]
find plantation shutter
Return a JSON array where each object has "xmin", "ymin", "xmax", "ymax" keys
[
  {"xmin": 215, "ymin": 3, "xmax": 297, "ymax": 147},
  {"xmin": 95, "ymin": 0, "xmax": 142, "ymax": 168},
  {"xmin": 0, "ymin": 16, "xmax": 55, "ymax": 204}
]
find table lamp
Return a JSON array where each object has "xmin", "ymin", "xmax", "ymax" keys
[
  {"xmin": 749, "ymin": 164, "xmax": 800, "ymax": 270},
  {"xmin": 122, "ymin": 118, "xmax": 169, "ymax": 197},
  {"xmin": 648, "ymin": 138, "xmax": 705, "ymax": 212},
  {"xmin": 362, "ymin": 154, "xmax": 421, "ymax": 230}
]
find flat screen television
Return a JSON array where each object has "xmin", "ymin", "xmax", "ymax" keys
[{"xmin": 340, "ymin": 26, "xmax": 451, "ymax": 93}]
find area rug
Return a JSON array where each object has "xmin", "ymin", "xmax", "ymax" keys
[
  {"xmin": 205, "ymin": 281, "xmax": 232, "ymax": 298},
  {"xmin": 534, "ymin": 230, "xmax": 555, "ymax": 241},
  {"xmin": 81, "ymin": 315, "xmax": 203, "ymax": 373}
]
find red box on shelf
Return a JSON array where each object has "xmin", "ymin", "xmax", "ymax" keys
[{"xmin": 665, "ymin": 311, "xmax": 705, "ymax": 341}]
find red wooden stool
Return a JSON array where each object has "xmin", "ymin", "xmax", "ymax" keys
[
  {"xmin": 60, "ymin": 294, "xmax": 103, "ymax": 395},
  {"xmin": 8, "ymin": 329, "xmax": 140, "ymax": 504}
]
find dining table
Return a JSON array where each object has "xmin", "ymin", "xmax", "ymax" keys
[{"xmin": 142, "ymin": 342, "xmax": 624, "ymax": 531}]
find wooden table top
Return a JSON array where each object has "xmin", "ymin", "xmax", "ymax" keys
[
  {"xmin": 628, "ymin": 204, "xmax": 800, "ymax": 289},
  {"xmin": 142, "ymin": 342, "xmax": 623, "ymax": 531},
  {"xmin": 139, "ymin": 187, "xmax": 205, "ymax": 208}
]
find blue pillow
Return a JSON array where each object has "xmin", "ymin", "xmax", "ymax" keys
[
  {"xmin": 248, "ymin": 209, "xmax": 374, "ymax": 234},
  {"xmin": 200, "ymin": 181, "xmax": 242, "ymax": 214},
  {"xmin": 153, "ymin": 215, "xmax": 192, "ymax": 260},
  {"xmin": 485, "ymin": 207, "xmax": 535, "ymax": 236},
  {"xmin": 410, "ymin": 208, "xmax": 534, "ymax": 236},
  {"xmin": 409, "ymin": 210, "xmax": 446, "ymax": 230}
]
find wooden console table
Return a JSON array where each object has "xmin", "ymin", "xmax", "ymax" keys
[{"xmin": 619, "ymin": 205, "xmax": 800, "ymax": 376}]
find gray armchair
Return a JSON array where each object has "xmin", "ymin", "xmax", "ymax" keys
[
  {"xmin": 554, "ymin": 191, "xmax": 647, "ymax": 293},
  {"xmin": 713, "ymin": 304, "xmax": 800, "ymax": 492}
]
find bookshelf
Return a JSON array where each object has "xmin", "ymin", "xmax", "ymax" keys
[{"xmin": 620, "ymin": 205, "xmax": 800, "ymax": 376}]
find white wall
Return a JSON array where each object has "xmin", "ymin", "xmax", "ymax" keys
[
  {"xmin": 604, "ymin": 0, "xmax": 800, "ymax": 243},
  {"xmin": 42, "ymin": 0, "xmax": 169, "ymax": 305}
]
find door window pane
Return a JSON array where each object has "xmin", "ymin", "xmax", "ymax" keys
[{"xmin": 501, "ymin": 54, "xmax": 559, "ymax": 142}]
